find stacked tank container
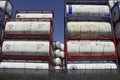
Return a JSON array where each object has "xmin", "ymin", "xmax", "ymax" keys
[
  {"xmin": 65, "ymin": 0, "xmax": 118, "ymax": 69},
  {"xmin": 0, "ymin": 10, "xmax": 54, "ymax": 69},
  {"xmin": 112, "ymin": 1, "xmax": 120, "ymax": 62},
  {"xmin": 0, "ymin": 0, "xmax": 13, "ymax": 44}
]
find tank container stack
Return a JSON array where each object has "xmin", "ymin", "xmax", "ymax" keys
[
  {"xmin": 0, "ymin": 0, "xmax": 119, "ymax": 70},
  {"xmin": 0, "ymin": 10, "xmax": 54, "ymax": 70},
  {"xmin": 65, "ymin": 0, "xmax": 118, "ymax": 70}
]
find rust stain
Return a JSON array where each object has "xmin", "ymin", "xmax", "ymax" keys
[
  {"xmin": 6, "ymin": 44, "xmax": 10, "ymax": 50},
  {"xmin": 37, "ymin": 44, "xmax": 44, "ymax": 50}
]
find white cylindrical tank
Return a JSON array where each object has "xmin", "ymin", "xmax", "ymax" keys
[
  {"xmin": 109, "ymin": 0, "xmax": 117, "ymax": 9},
  {"xmin": 53, "ymin": 49, "xmax": 61, "ymax": 58},
  {"xmin": 53, "ymin": 58, "xmax": 62, "ymax": 66},
  {"xmin": 67, "ymin": 40, "xmax": 115, "ymax": 56},
  {"xmin": 53, "ymin": 41, "xmax": 61, "ymax": 49},
  {"xmin": 2, "ymin": 41, "xmax": 49, "ymax": 56},
  {"xmin": 66, "ymin": 5, "xmax": 110, "ymax": 17},
  {"xmin": 115, "ymin": 22, "xmax": 120, "ymax": 39},
  {"xmin": 0, "ymin": 1, "xmax": 12, "ymax": 15},
  {"xmin": 60, "ymin": 43, "xmax": 64, "ymax": 51},
  {"xmin": 112, "ymin": 2, "xmax": 120, "ymax": 23},
  {"xmin": 16, "ymin": 13, "xmax": 52, "ymax": 18},
  {"xmin": 5, "ymin": 21, "xmax": 50, "ymax": 34},
  {"xmin": 67, "ymin": 63, "xmax": 117, "ymax": 69},
  {"xmin": 55, "ymin": 41, "xmax": 61, "ymax": 49},
  {"xmin": 0, "ymin": 62, "xmax": 49, "ymax": 69},
  {"xmin": 60, "ymin": 51, "xmax": 65, "ymax": 58},
  {"xmin": 67, "ymin": 22, "xmax": 112, "ymax": 37}
]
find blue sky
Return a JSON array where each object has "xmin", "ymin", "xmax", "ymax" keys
[{"xmin": 10, "ymin": 0, "xmax": 64, "ymax": 43}]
